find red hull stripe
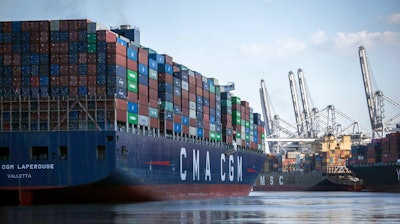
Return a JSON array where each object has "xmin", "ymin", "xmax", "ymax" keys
[
  {"xmin": 247, "ymin": 168, "xmax": 257, "ymax": 173},
  {"xmin": 144, "ymin": 161, "xmax": 171, "ymax": 166}
]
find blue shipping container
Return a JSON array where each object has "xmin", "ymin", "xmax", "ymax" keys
[
  {"xmin": 138, "ymin": 74, "xmax": 148, "ymax": 86},
  {"xmin": 174, "ymin": 123, "xmax": 182, "ymax": 133},
  {"xmin": 127, "ymin": 48, "xmax": 137, "ymax": 61},
  {"xmin": 158, "ymin": 63, "xmax": 173, "ymax": 74},
  {"xmin": 127, "ymin": 102, "xmax": 138, "ymax": 113},
  {"xmin": 182, "ymin": 116, "xmax": 189, "ymax": 126},
  {"xmin": 138, "ymin": 63, "xmax": 148, "ymax": 76},
  {"xmin": 148, "ymin": 58, "xmax": 157, "ymax": 70}
]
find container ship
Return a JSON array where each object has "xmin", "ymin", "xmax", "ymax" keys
[
  {"xmin": 0, "ymin": 19, "xmax": 266, "ymax": 205},
  {"xmin": 347, "ymin": 125, "xmax": 400, "ymax": 192},
  {"xmin": 253, "ymin": 135, "xmax": 363, "ymax": 191}
]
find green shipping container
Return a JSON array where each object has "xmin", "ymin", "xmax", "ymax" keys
[
  {"xmin": 87, "ymin": 43, "xmax": 96, "ymax": 53},
  {"xmin": 232, "ymin": 96, "xmax": 241, "ymax": 105},
  {"xmin": 236, "ymin": 132, "xmax": 241, "ymax": 139},
  {"xmin": 210, "ymin": 131, "xmax": 216, "ymax": 140},
  {"xmin": 87, "ymin": 33, "xmax": 97, "ymax": 43},
  {"xmin": 128, "ymin": 112, "xmax": 138, "ymax": 124},
  {"xmin": 149, "ymin": 69, "xmax": 158, "ymax": 80},
  {"xmin": 127, "ymin": 80, "xmax": 138, "ymax": 92},
  {"xmin": 216, "ymin": 133, "xmax": 222, "ymax": 141},
  {"xmin": 148, "ymin": 107, "xmax": 158, "ymax": 118},
  {"xmin": 160, "ymin": 101, "xmax": 173, "ymax": 111},
  {"xmin": 221, "ymin": 100, "xmax": 232, "ymax": 107},
  {"xmin": 127, "ymin": 69, "xmax": 138, "ymax": 81}
]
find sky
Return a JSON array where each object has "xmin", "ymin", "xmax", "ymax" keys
[{"xmin": 1, "ymin": 0, "xmax": 399, "ymax": 136}]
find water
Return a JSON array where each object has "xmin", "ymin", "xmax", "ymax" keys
[{"xmin": 1, "ymin": 191, "xmax": 399, "ymax": 224}]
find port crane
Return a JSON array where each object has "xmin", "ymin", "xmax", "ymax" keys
[
  {"xmin": 358, "ymin": 46, "xmax": 400, "ymax": 138},
  {"xmin": 288, "ymin": 69, "xmax": 318, "ymax": 138}
]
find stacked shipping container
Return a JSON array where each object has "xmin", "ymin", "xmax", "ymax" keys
[{"xmin": 0, "ymin": 19, "xmax": 265, "ymax": 151}]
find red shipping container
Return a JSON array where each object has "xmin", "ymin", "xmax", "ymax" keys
[
  {"xmin": 188, "ymin": 75, "xmax": 196, "ymax": 86},
  {"xmin": 127, "ymin": 91, "xmax": 138, "ymax": 102},
  {"xmin": 69, "ymin": 64, "xmax": 78, "ymax": 75},
  {"xmin": 115, "ymin": 98, "xmax": 127, "ymax": 110},
  {"xmin": 59, "ymin": 54, "xmax": 69, "ymax": 64},
  {"xmin": 39, "ymin": 43, "xmax": 49, "ymax": 53},
  {"xmin": 150, "ymin": 118, "xmax": 159, "ymax": 129},
  {"xmin": 21, "ymin": 21, "xmax": 30, "ymax": 31},
  {"xmin": 12, "ymin": 66, "xmax": 21, "ymax": 76},
  {"xmin": 107, "ymin": 43, "xmax": 126, "ymax": 56},
  {"xmin": 69, "ymin": 86, "xmax": 78, "ymax": 96},
  {"xmin": 116, "ymin": 109, "xmax": 127, "ymax": 122},
  {"xmin": 149, "ymin": 88, "xmax": 158, "ymax": 100},
  {"xmin": 39, "ymin": 21, "xmax": 50, "ymax": 31},
  {"xmin": 158, "ymin": 73, "xmax": 173, "ymax": 83},
  {"xmin": 138, "ymin": 84, "xmax": 148, "ymax": 94},
  {"xmin": 3, "ymin": 44, "xmax": 12, "ymax": 54},
  {"xmin": 181, "ymin": 90, "xmax": 189, "ymax": 99},
  {"xmin": 165, "ymin": 120, "xmax": 173, "ymax": 131},
  {"xmin": 87, "ymin": 64, "xmax": 97, "ymax": 75},
  {"xmin": 196, "ymin": 87, "xmax": 202, "ymax": 96},
  {"xmin": 203, "ymin": 106, "xmax": 209, "ymax": 115},
  {"xmin": 30, "ymin": 32, "xmax": 40, "ymax": 42},
  {"xmin": 173, "ymin": 95, "xmax": 181, "ymax": 106},
  {"xmin": 149, "ymin": 79, "xmax": 157, "ymax": 89},
  {"xmin": 107, "ymin": 53, "xmax": 126, "ymax": 67},
  {"xmin": 12, "ymin": 54, "xmax": 20, "ymax": 65},
  {"xmin": 59, "ymin": 20, "xmax": 69, "ymax": 30},
  {"xmin": 139, "ymin": 104, "xmax": 148, "ymax": 116},
  {"xmin": 96, "ymin": 86, "xmax": 106, "ymax": 96},
  {"xmin": 3, "ymin": 54, "xmax": 12, "ymax": 65},
  {"xmin": 87, "ymin": 86, "xmax": 96, "ymax": 96},
  {"xmin": 59, "ymin": 75, "xmax": 69, "ymax": 85},
  {"xmin": 138, "ymin": 51, "xmax": 148, "ymax": 65},
  {"xmin": 97, "ymin": 30, "xmax": 117, "ymax": 43},
  {"xmin": 59, "ymin": 42, "xmax": 69, "ymax": 52},
  {"xmin": 162, "ymin": 54, "xmax": 173, "ymax": 64},
  {"xmin": 87, "ymin": 74, "xmax": 96, "ymax": 85},
  {"xmin": 182, "ymin": 106, "xmax": 189, "ymax": 116},
  {"xmin": 203, "ymin": 90, "xmax": 209, "ymax": 99},
  {"xmin": 189, "ymin": 93, "xmax": 196, "ymax": 102},
  {"xmin": 50, "ymin": 54, "xmax": 60, "ymax": 64},
  {"xmin": 78, "ymin": 53, "xmax": 87, "ymax": 63},
  {"xmin": 2, "ymin": 22, "xmax": 12, "ymax": 32},
  {"xmin": 138, "ymin": 93, "xmax": 148, "ymax": 103},
  {"xmin": 127, "ymin": 59, "xmax": 138, "ymax": 71},
  {"xmin": 174, "ymin": 114, "xmax": 181, "ymax": 123},
  {"xmin": 149, "ymin": 98, "xmax": 158, "ymax": 108},
  {"xmin": 78, "ymin": 75, "xmax": 87, "ymax": 85},
  {"xmin": 190, "ymin": 118, "xmax": 197, "ymax": 127},
  {"xmin": 50, "ymin": 76, "xmax": 60, "ymax": 86},
  {"xmin": 40, "ymin": 32, "xmax": 49, "ymax": 43},
  {"xmin": 60, "ymin": 65, "xmax": 69, "ymax": 76},
  {"xmin": 68, "ymin": 31, "xmax": 78, "ymax": 41},
  {"xmin": 182, "ymin": 125, "xmax": 189, "ymax": 135},
  {"xmin": 69, "ymin": 75, "xmax": 78, "ymax": 86},
  {"xmin": 87, "ymin": 53, "xmax": 97, "ymax": 64}
]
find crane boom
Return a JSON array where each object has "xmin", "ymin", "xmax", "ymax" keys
[
  {"xmin": 297, "ymin": 69, "xmax": 312, "ymax": 137},
  {"xmin": 288, "ymin": 71, "xmax": 303, "ymax": 136},
  {"xmin": 358, "ymin": 46, "xmax": 383, "ymax": 137},
  {"xmin": 259, "ymin": 79, "xmax": 273, "ymax": 136}
]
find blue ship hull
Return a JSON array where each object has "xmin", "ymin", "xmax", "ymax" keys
[{"xmin": 0, "ymin": 131, "xmax": 264, "ymax": 205}]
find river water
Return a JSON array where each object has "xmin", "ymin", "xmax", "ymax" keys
[{"xmin": 1, "ymin": 191, "xmax": 399, "ymax": 224}]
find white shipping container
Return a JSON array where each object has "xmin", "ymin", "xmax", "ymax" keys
[
  {"xmin": 189, "ymin": 101, "xmax": 196, "ymax": 110},
  {"xmin": 182, "ymin": 81, "xmax": 189, "ymax": 91},
  {"xmin": 189, "ymin": 109, "xmax": 196, "ymax": 119},
  {"xmin": 138, "ymin": 115, "xmax": 149, "ymax": 126},
  {"xmin": 189, "ymin": 126, "xmax": 197, "ymax": 136},
  {"xmin": 209, "ymin": 123, "xmax": 216, "ymax": 132},
  {"xmin": 50, "ymin": 20, "xmax": 59, "ymax": 31}
]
